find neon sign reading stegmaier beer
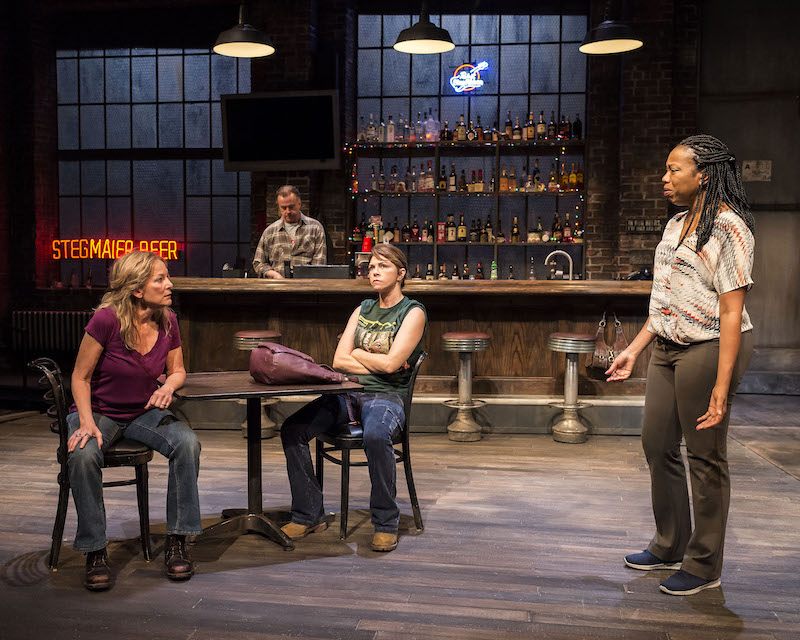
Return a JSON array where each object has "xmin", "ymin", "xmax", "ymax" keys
[
  {"xmin": 449, "ymin": 61, "xmax": 489, "ymax": 93},
  {"xmin": 51, "ymin": 238, "xmax": 180, "ymax": 261}
]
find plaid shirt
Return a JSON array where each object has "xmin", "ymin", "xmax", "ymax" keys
[{"xmin": 252, "ymin": 213, "xmax": 327, "ymax": 277}]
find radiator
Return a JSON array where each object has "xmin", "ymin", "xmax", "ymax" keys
[{"xmin": 11, "ymin": 310, "xmax": 93, "ymax": 352}]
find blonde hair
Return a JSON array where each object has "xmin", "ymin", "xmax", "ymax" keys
[
  {"xmin": 370, "ymin": 244, "xmax": 408, "ymax": 288},
  {"xmin": 96, "ymin": 251, "xmax": 172, "ymax": 351}
]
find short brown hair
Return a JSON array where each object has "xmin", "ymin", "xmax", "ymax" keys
[
  {"xmin": 275, "ymin": 185, "xmax": 301, "ymax": 201},
  {"xmin": 370, "ymin": 244, "xmax": 408, "ymax": 288}
]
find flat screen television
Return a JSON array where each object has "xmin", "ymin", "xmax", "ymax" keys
[{"xmin": 221, "ymin": 90, "xmax": 340, "ymax": 171}]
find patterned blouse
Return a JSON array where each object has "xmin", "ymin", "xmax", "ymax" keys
[{"xmin": 648, "ymin": 208, "xmax": 754, "ymax": 344}]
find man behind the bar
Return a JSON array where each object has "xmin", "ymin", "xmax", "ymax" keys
[{"xmin": 252, "ymin": 185, "xmax": 327, "ymax": 278}]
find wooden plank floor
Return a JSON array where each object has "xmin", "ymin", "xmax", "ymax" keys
[{"xmin": 0, "ymin": 399, "xmax": 799, "ymax": 640}]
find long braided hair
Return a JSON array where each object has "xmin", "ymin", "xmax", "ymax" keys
[{"xmin": 677, "ymin": 134, "xmax": 755, "ymax": 253}]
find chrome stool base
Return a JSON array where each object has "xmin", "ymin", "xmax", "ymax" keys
[
  {"xmin": 440, "ymin": 334, "xmax": 491, "ymax": 443},
  {"xmin": 547, "ymin": 334, "xmax": 595, "ymax": 445}
]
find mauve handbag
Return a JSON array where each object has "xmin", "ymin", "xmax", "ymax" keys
[{"xmin": 249, "ymin": 342, "xmax": 355, "ymax": 385}]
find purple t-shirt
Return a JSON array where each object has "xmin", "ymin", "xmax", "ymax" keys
[{"xmin": 72, "ymin": 306, "xmax": 181, "ymax": 422}]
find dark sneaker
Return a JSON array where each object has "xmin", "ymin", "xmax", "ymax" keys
[
  {"xmin": 660, "ymin": 570, "xmax": 721, "ymax": 596},
  {"xmin": 164, "ymin": 534, "xmax": 194, "ymax": 581},
  {"xmin": 624, "ymin": 550, "xmax": 682, "ymax": 571},
  {"xmin": 84, "ymin": 548, "xmax": 112, "ymax": 591}
]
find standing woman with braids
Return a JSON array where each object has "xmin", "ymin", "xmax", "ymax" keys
[{"xmin": 606, "ymin": 135, "xmax": 755, "ymax": 596}]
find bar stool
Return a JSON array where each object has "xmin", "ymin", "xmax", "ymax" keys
[
  {"xmin": 547, "ymin": 332, "xmax": 595, "ymax": 444},
  {"xmin": 234, "ymin": 330, "xmax": 282, "ymax": 439},
  {"xmin": 441, "ymin": 331, "xmax": 490, "ymax": 442}
]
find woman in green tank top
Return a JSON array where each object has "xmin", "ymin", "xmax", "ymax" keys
[{"xmin": 280, "ymin": 245, "xmax": 427, "ymax": 552}]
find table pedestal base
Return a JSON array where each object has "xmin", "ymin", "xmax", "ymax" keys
[{"xmin": 201, "ymin": 509, "xmax": 294, "ymax": 550}]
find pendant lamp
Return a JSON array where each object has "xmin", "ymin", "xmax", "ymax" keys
[
  {"xmin": 213, "ymin": 4, "xmax": 275, "ymax": 58},
  {"xmin": 393, "ymin": 4, "xmax": 455, "ymax": 54},
  {"xmin": 579, "ymin": 2, "xmax": 642, "ymax": 55}
]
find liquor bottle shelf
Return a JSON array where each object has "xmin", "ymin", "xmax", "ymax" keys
[
  {"xmin": 353, "ymin": 190, "xmax": 584, "ymax": 198},
  {"xmin": 350, "ymin": 140, "xmax": 584, "ymax": 158},
  {"xmin": 348, "ymin": 240, "xmax": 584, "ymax": 247}
]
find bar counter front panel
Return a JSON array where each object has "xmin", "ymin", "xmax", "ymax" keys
[{"xmin": 171, "ymin": 278, "xmax": 652, "ymax": 397}]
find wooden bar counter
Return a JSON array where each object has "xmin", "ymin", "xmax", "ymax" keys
[{"xmin": 171, "ymin": 278, "xmax": 653, "ymax": 398}]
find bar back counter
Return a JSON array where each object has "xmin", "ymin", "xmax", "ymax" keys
[{"xmin": 169, "ymin": 278, "xmax": 653, "ymax": 436}]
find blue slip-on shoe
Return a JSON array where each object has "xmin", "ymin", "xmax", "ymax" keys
[
  {"xmin": 624, "ymin": 550, "xmax": 682, "ymax": 571},
  {"xmin": 659, "ymin": 570, "xmax": 721, "ymax": 596}
]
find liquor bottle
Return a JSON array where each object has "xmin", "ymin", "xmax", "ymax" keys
[
  {"xmin": 421, "ymin": 217, "xmax": 429, "ymax": 242},
  {"xmin": 401, "ymin": 113, "xmax": 410, "ymax": 142},
  {"xmin": 491, "ymin": 122, "xmax": 500, "ymax": 142},
  {"xmin": 440, "ymin": 120, "xmax": 451, "ymax": 141},
  {"xmin": 569, "ymin": 162, "xmax": 578, "ymax": 190},
  {"xmin": 563, "ymin": 115, "xmax": 572, "ymax": 140},
  {"xmin": 563, "ymin": 212, "xmax": 572, "ymax": 242},
  {"xmin": 398, "ymin": 166, "xmax": 408, "ymax": 193},
  {"xmin": 557, "ymin": 114, "xmax": 566, "ymax": 140},
  {"xmin": 438, "ymin": 264, "xmax": 447, "ymax": 279},
  {"xmin": 412, "ymin": 264, "xmax": 422, "ymax": 280},
  {"xmin": 532, "ymin": 159, "xmax": 541, "ymax": 190},
  {"xmin": 388, "ymin": 165, "xmax": 397, "ymax": 192},
  {"xmin": 411, "ymin": 216, "xmax": 420, "ymax": 241},
  {"xmin": 446, "ymin": 213, "xmax": 457, "ymax": 242},
  {"xmin": 457, "ymin": 213, "xmax": 467, "ymax": 241},
  {"xmin": 552, "ymin": 211, "xmax": 563, "ymax": 242},
  {"xmin": 476, "ymin": 168, "xmax": 484, "ymax": 192},
  {"xmin": 531, "ymin": 216, "xmax": 544, "ymax": 243},
  {"xmin": 496, "ymin": 219, "xmax": 505, "ymax": 243},
  {"xmin": 456, "ymin": 114, "xmax": 467, "ymax": 141},
  {"xmin": 510, "ymin": 216, "xmax": 520, "ymax": 243},
  {"xmin": 376, "ymin": 220, "xmax": 385, "ymax": 243},
  {"xmin": 572, "ymin": 114, "xmax": 582, "ymax": 139},
  {"xmin": 528, "ymin": 256, "xmax": 537, "ymax": 280},
  {"xmin": 418, "ymin": 163, "xmax": 426, "ymax": 192},
  {"xmin": 415, "ymin": 112, "xmax": 425, "ymax": 141},
  {"xmin": 425, "ymin": 263, "xmax": 435, "ymax": 280},
  {"xmin": 499, "ymin": 165, "xmax": 509, "ymax": 192},
  {"xmin": 401, "ymin": 220, "xmax": 411, "ymax": 242},
  {"xmin": 378, "ymin": 118, "xmax": 386, "ymax": 142},
  {"xmin": 507, "ymin": 265, "xmax": 515, "ymax": 280},
  {"xmin": 426, "ymin": 160, "xmax": 435, "ymax": 191},
  {"xmin": 536, "ymin": 111, "xmax": 547, "ymax": 140},
  {"xmin": 573, "ymin": 214, "xmax": 584, "ymax": 243},
  {"xmin": 476, "ymin": 262, "xmax": 485, "ymax": 279},
  {"xmin": 364, "ymin": 218, "xmax": 374, "ymax": 239},
  {"xmin": 458, "ymin": 169, "xmax": 468, "ymax": 192},
  {"xmin": 509, "ymin": 165, "xmax": 517, "ymax": 191},
  {"xmin": 410, "ymin": 165, "xmax": 417, "ymax": 193},
  {"xmin": 451, "ymin": 264, "xmax": 460, "ymax": 280},
  {"xmin": 547, "ymin": 162, "xmax": 558, "ymax": 192},
  {"xmin": 479, "ymin": 221, "xmax": 488, "ymax": 243},
  {"xmin": 504, "ymin": 110, "xmax": 513, "ymax": 139},
  {"xmin": 438, "ymin": 165, "xmax": 447, "ymax": 191},
  {"xmin": 469, "ymin": 219, "xmax": 479, "ymax": 243},
  {"xmin": 485, "ymin": 214, "xmax": 494, "ymax": 241},
  {"xmin": 559, "ymin": 163, "xmax": 569, "ymax": 191},
  {"xmin": 377, "ymin": 164, "xmax": 386, "ymax": 192},
  {"xmin": 367, "ymin": 113, "xmax": 377, "ymax": 140},
  {"xmin": 490, "ymin": 260, "xmax": 498, "ymax": 280},
  {"xmin": 576, "ymin": 163, "xmax": 584, "ymax": 190},
  {"xmin": 547, "ymin": 111, "xmax": 556, "ymax": 139},
  {"xmin": 483, "ymin": 118, "xmax": 492, "ymax": 140},
  {"xmin": 525, "ymin": 111, "xmax": 535, "ymax": 141},
  {"xmin": 370, "ymin": 167, "xmax": 377, "ymax": 192},
  {"xmin": 463, "ymin": 263, "xmax": 471, "ymax": 280},
  {"xmin": 476, "ymin": 115, "xmax": 485, "ymax": 141},
  {"xmin": 352, "ymin": 219, "xmax": 362, "ymax": 244},
  {"xmin": 427, "ymin": 219, "xmax": 434, "ymax": 242},
  {"xmin": 469, "ymin": 170, "xmax": 477, "ymax": 193},
  {"xmin": 386, "ymin": 115, "xmax": 395, "ymax": 143},
  {"xmin": 448, "ymin": 163, "xmax": 457, "ymax": 192},
  {"xmin": 512, "ymin": 116, "xmax": 523, "ymax": 140},
  {"xmin": 490, "ymin": 171, "xmax": 496, "ymax": 192},
  {"xmin": 466, "ymin": 120, "xmax": 477, "ymax": 141}
]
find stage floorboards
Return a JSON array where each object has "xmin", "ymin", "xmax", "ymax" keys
[{"xmin": 1, "ymin": 397, "xmax": 799, "ymax": 639}]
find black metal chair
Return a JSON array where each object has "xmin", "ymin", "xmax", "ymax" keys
[
  {"xmin": 29, "ymin": 357, "xmax": 154, "ymax": 569},
  {"xmin": 315, "ymin": 351, "xmax": 427, "ymax": 539}
]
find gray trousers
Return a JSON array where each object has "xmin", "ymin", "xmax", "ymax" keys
[{"xmin": 642, "ymin": 330, "xmax": 753, "ymax": 580}]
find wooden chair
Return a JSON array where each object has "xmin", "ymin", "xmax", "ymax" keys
[
  {"xmin": 315, "ymin": 352, "xmax": 427, "ymax": 539},
  {"xmin": 29, "ymin": 357, "xmax": 154, "ymax": 569}
]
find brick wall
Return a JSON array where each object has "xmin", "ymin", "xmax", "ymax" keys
[{"xmin": 585, "ymin": 0, "xmax": 699, "ymax": 278}]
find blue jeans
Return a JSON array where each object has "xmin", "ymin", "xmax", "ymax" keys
[
  {"xmin": 280, "ymin": 392, "xmax": 405, "ymax": 533},
  {"xmin": 66, "ymin": 409, "xmax": 202, "ymax": 552}
]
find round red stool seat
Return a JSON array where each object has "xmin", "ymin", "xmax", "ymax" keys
[{"xmin": 441, "ymin": 332, "xmax": 490, "ymax": 352}]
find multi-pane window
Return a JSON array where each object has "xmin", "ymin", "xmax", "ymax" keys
[
  {"xmin": 357, "ymin": 14, "xmax": 587, "ymax": 137},
  {"xmin": 56, "ymin": 48, "xmax": 252, "ymax": 283}
]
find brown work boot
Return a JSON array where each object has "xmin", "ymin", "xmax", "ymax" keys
[
  {"xmin": 164, "ymin": 534, "xmax": 194, "ymax": 581},
  {"xmin": 84, "ymin": 548, "xmax": 112, "ymax": 591},
  {"xmin": 371, "ymin": 532, "xmax": 398, "ymax": 552},
  {"xmin": 280, "ymin": 521, "xmax": 328, "ymax": 541}
]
